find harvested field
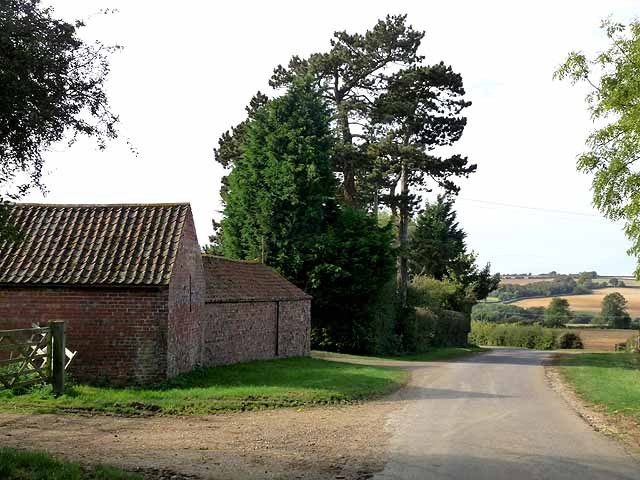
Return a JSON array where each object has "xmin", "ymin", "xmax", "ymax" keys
[
  {"xmin": 512, "ymin": 287, "xmax": 640, "ymax": 317},
  {"xmin": 565, "ymin": 328, "xmax": 637, "ymax": 351}
]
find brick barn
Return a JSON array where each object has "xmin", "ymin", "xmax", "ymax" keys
[{"xmin": 0, "ymin": 203, "xmax": 311, "ymax": 385}]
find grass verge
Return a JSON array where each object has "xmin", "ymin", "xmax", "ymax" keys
[
  {"xmin": 0, "ymin": 357, "xmax": 408, "ymax": 416},
  {"xmin": 313, "ymin": 345, "xmax": 488, "ymax": 362},
  {"xmin": 554, "ymin": 352, "xmax": 640, "ymax": 423},
  {"xmin": 0, "ymin": 447, "xmax": 140, "ymax": 480}
]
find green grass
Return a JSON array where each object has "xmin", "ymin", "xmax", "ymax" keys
[
  {"xmin": 555, "ymin": 352, "xmax": 640, "ymax": 422},
  {"xmin": 482, "ymin": 297, "xmax": 501, "ymax": 303},
  {"xmin": 0, "ymin": 448, "xmax": 140, "ymax": 480},
  {"xmin": 0, "ymin": 357, "xmax": 408, "ymax": 416},
  {"xmin": 314, "ymin": 345, "xmax": 488, "ymax": 362}
]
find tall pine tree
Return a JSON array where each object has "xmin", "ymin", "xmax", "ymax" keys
[
  {"xmin": 370, "ymin": 64, "xmax": 476, "ymax": 305},
  {"xmin": 270, "ymin": 15, "xmax": 424, "ymax": 206}
]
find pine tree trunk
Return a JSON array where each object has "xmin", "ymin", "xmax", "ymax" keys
[
  {"xmin": 373, "ymin": 189, "xmax": 379, "ymax": 221},
  {"xmin": 337, "ymin": 106, "xmax": 356, "ymax": 206},
  {"xmin": 398, "ymin": 159, "xmax": 409, "ymax": 307}
]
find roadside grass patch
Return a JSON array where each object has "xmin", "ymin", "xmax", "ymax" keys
[
  {"xmin": 555, "ymin": 352, "xmax": 640, "ymax": 423},
  {"xmin": 0, "ymin": 447, "xmax": 140, "ymax": 480},
  {"xmin": 0, "ymin": 357, "xmax": 408, "ymax": 416}
]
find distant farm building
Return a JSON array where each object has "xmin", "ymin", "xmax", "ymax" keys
[{"xmin": 0, "ymin": 203, "xmax": 311, "ymax": 385}]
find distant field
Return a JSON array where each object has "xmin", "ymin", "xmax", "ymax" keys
[
  {"xmin": 500, "ymin": 275, "xmax": 639, "ymax": 286},
  {"xmin": 566, "ymin": 328, "xmax": 637, "ymax": 351},
  {"xmin": 500, "ymin": 277, "xmax": 554, "ymax": 285},
  {"xmin": 512, "ymin": 287, "xmax": 640, "ymax": 317}
]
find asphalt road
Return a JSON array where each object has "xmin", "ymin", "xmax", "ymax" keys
[{"xmin": 374, "ymin": 348, "xmax": 640, "ymax": 480}]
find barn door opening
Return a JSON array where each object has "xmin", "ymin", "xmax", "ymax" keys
[{"xmin": 275, "ymin": 301, "xmax": 280, "ymax": 357}]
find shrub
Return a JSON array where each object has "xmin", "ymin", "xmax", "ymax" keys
[
  {"xmin": 626, "ymin": 335, "xmax": 640, "ymax": 353},
  {"xmin": 555, "ymin": 331, "xmax": 584, "ymax": 349},
  {"xmin": 405, "ymin": 308, "xmax": 469, "ymax": 353},
  {"xmin": 408, "ymin": 276, "xmax": 459, "ymax": 311},
  {"xmin": 469, "ymin": 320, "xmax": 561, "ymax": 350}
]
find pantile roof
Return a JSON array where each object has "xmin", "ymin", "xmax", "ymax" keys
[
  {"xmin": 203, "ymin": 255, "xmax": 311, "ymax": 303},
  {"xmin": 0, "ymin": 203, "xmax": 190, "ymax": 286}
]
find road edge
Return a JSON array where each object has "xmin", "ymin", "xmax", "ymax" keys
[{"xmin": 544, "ymin": 355, "xmax": 640, "ymax": 455}]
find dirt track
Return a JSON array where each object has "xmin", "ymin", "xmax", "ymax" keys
[{"xmin": 0, "ymin": 401, "xmax": 395, "ymax": 480}]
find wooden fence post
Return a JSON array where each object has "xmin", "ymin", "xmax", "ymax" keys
[{"xmin": 51, "ymin": 321, "xmax": 65, "ymax": 396}]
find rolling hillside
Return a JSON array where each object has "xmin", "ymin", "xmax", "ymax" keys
[{"xmin": 512, "ymin": 287, "xmax": 640, "ymax": 317}]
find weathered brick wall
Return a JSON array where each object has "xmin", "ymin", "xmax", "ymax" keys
[
  {"xmin": 0, "ymin": 287, "xmax": 168, "ymax": 385},
  {"xmin": 167, "ymin": 211, "xmax": 206, "ymax": 376},
  {"xmin": 203, "ymin": 302, "xmax": 277, "ymax": 365},
  {"xmin": 277, "ymin": 299, "xmax": 311, "ymax": 357},
  {"xmin": 202, "ymin": 299, "xmax": 310, "ymax": 366}
]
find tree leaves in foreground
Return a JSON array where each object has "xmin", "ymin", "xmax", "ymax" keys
[
  {"xmin": 0, "ymin": 0, "xmax": 120, "ymax": 241},
  {"xmin": 555, "ymin": 19, "xmax": 640, "ymax": 276}
]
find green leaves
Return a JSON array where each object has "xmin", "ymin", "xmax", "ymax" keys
[
  {"xmin": 0, "ymin": 0, "xmax": 120, "ymax": 241},
  {"xmin": 600, "ymin": 292, "xmax": 631, "ymax": 329},
  {"xmin": 544, "ymin": 297, "xmax": 572, "ymax": 328},
  {"xmin": 220, "ymin": 77, "xmax": 336, "ymax": 281},
  {"xmin": 270, "ymin": 14, "xmax": 425, "ymax": 205},
  {"xmin": 556, "ymin": 19, "xmax": 640, "ymax": 276}
]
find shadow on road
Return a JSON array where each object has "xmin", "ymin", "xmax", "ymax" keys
[
  {"xmin": 460, "ymin": 349, "xmax": 548, "ymax": 367},
  {"xmin": 376, "ymin": 452, "xmax": 639, "ymax": 480},
  {"xmin": 393, "ymin": 385, "xmax": 512, "ymax": 401}
]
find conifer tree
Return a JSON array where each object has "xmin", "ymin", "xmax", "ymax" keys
[{"xmin": 220, "ymin": 78, "xmax": 336, "ymax": 284}]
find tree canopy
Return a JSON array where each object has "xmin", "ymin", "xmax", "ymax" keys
[
  {"xmin": 409, "ymin": 196, "xmax": 499, "ymax": 310},
  {"xmin": 409, "ymin": 195, "xmax": 466, "ymax": 279},
  {"xmin": 270, "ymin": 14, "xmax": 424, "ymax": 206},
  {"xmin": 370, "ymin": 63, "xmax": 475, "ymax": 304},
  {"xmin": 216, "ymin": 77, "xmax": 396, "ymax": 353},
  {"xmin": 599, "ymin": 292, "xmax": 631, "ymax": 329},
  {"xmin": 0, "ymin": 0, "xmax": 120, "ymax": 240},
  {"xmin": 544, "ymin": 297, "xmax": 572, "ymax": 327},
  {"xmin": 555, "ymin": 19, "xmax": 640, "ymax": 276}
]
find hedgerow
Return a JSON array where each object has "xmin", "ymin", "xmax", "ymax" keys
[{"xmin": 468, "ymin": 321, "xmax": 583, "ymax": 350}]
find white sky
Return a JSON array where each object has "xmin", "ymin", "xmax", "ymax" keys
[{"xmin": 26, "ymin": 0, "xmax": 639, "ymax": 275}]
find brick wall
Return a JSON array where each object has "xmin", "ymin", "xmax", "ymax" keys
[
  {"xmin": 203, "ymin": 302, "xmax": 277, "ymax": 365},
  {"xmin": 277, "ymin": 299, "xmax": 311, "ymax": 357},
  {"xmin": 167, "ymin": 210, "xmax": 206, "ymax": 376},
  {"xmin": 0, "ymin": 287, "xmax": 168, "ymax": 385},
  {"xmin": 202, "ymin": 299, "xmax": 310, "ymax": 366}
]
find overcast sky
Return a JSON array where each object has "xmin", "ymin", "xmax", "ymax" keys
[{"xmin": 27, "ymin": 0, "xmax": 639, "ymax": 275}]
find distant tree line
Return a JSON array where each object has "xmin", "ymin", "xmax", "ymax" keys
[{"xmin": 491, "ymin": 274, "xmax": 621, "ymax": 302}]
